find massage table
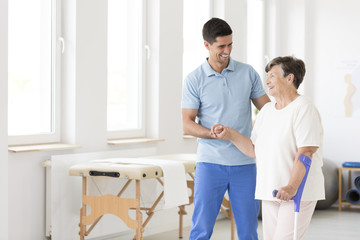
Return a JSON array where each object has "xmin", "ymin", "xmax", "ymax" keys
[{"xmin": 69, "ymin": 154, "xmax": 235, "ymax": 240}]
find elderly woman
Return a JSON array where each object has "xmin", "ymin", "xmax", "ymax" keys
[{"xmin": 212, "ymin": 56, "xmax": 325, "ymax": 240}]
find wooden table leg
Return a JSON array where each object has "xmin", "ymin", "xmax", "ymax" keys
[
  {"xmin": 135, "ymin": 180, "xmax": 143, "ymax": 240},
  {"xmin": 80, "ymin": 176, "xmax": 87, "ymax": 240},
  {"xmin": 338, "ymin": 168, "xmax": 342, "ymax": 211},
  {"xmin": 178, "ymin": 205, "xmax": 187, "ymax": 238},
  {"xmin": 230, "ymin": 205, "xmax": 235, "ymax": 240}
]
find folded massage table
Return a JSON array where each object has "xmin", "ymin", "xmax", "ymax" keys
[
  {"xmin": 69, "ymin": 154, "xmax": 236, "ymax": 240},
  {"xmin": 69, "ymin": 155, "xmax": 196, "ymax": 240}
]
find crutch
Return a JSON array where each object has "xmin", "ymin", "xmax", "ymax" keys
[{"xmin": 272, "ymin": 155, "xmax": 312, "ymax": 240}]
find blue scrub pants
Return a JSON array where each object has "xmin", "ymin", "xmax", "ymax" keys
[{"xmin": 189, "ymin": 162, "xmax": 259, "ymax": 240}]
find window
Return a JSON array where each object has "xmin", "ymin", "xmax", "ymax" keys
[
  {"xmin": 8, "ymin": 0, "xmax": 60, "ymax": 145},
  {"xmin": 246, "ymin": 0, "xmax": 264, "ymax": 77},
  {"xmin": 183, "ymin": 0, "xmax": 210, "ymax": 81},
  {"xmin": 247, "ymin": 0, "xmax": 266, "ymax": 117},
  {"xmin": 107, "ymin": 0, "xmax": 145, "ymax": 139}
]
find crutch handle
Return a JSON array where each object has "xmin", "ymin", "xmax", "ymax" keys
[
  {"xmin": 272, "ymin": 190, "xmax": 279, "ymax": 197},
  {"xmin": 272, "ymin": 189, "xmax": 296, "ymax": 199}
]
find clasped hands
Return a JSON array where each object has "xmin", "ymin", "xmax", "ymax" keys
[{"xmin": 210, "ymin": 123, "xmax": 231, "ymax": 140}]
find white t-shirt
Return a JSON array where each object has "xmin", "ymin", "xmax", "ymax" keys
[{"xmin": 251, "ymin": 96, "xmax": 325, "ymax": 201}]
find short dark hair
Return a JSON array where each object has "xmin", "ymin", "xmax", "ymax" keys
[
  {"xmin": 202, "ymin": 18, "xmax": 232, "ymax": 44},
  {"xmin": 265, "ymin": 56, "xmax": 306, "ymax": 89}
]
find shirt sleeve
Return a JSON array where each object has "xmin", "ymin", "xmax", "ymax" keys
[
  {"xmin": 181, "ymin": 74, "xmax": 200, "ymax": 109},
  {"xmin": 294, "ymin": 101, "xmax": 323, "ymax": 148},
  {"xmin": 250, "ymin": 67, "xmax": 266, "ymax": 99}
]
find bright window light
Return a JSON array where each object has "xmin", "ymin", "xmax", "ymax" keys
[
  {"xmin": 246, "ymin": 0, "xmax": 264, "ymax": 76},
  {"xmin": 107, "ymin": 0, "xmax": 144, "ymax": 137},
  {"xmin": 8, "ymin": 0, "xmax": 53, "ymax": 136}
]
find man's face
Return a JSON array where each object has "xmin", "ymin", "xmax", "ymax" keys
[{"xmin": 205, "ymin": 35, "xmax": 233, "ymax": 65}]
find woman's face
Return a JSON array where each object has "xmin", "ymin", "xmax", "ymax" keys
[{"xmin": 265, "ymin": 65, "xmax": 289, "ymax": 97}]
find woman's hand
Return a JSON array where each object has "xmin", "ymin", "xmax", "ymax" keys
[
  {"xmin": 275, "ymin": 185, "xmax": 297, "ymax": 201},
  {"xmin": 211, "ymin": 124, "xmax": 224, "ymax": 136},
  {"xmin": 211, "ymin": 124, "xmax": 231, "ymax": 140}
]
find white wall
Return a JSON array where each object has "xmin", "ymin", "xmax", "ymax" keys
[
  {"xmin": 304, "ymin": 0, "xmax": 360, "ymax": 165},
  {"xmin": 0, "ymin": 0, "xmax": 9, "ymax": 239},
  {"xmin": 266, "ymin": 0, "xmax": 305, "ymax": 59},
  {"xmin": 157, "ymin": 0, "xmax": 186, "ymax": 154},
  {"xmin": 74, "ymin": 0, "xmax": 108, "ymax": 151},
  {"xmin": 213, "ymin": 0, "xmax": 247, "ymax": 61},
  {"xmin": 264, "ymin": 0, "xmax": 307, "ymax": 93}
]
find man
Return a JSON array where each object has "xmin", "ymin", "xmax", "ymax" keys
[{"xmin": 181, "ymin": 18, "xmax": 270, "ymax": 240}]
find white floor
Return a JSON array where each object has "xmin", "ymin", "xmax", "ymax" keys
[{"xmin": 141, "ymin": 206, "xmax": 360, "ymax": 240}]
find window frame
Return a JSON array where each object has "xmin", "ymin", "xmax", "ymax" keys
[
  {"xmin": 106, "ymin": 0, "xmax": 146, "ymax": 140},
  {"xmin": 8, "ymin": 0, "xmax": 61, "ymax": 146},
  {"xmin": 182, "ymin": 0, "xmax": 211, "ymax": 83}
]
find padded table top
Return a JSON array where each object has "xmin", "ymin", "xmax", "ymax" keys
[{"xmin": 69, "ymin": 155, "xmax": 196, "ymax": 180}]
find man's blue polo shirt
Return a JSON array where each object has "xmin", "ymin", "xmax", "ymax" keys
[{"xmin": 181, "ymin": 58, "xmax": 266, "ymax": 166}]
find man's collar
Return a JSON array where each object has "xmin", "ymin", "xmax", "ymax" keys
[
  {"xmin": 203, "ymin": 57, "xmax": 234, "ymax": 77},
  {"xmin": 226, "ymin": 57, "xmax": 235, "ymax": 72}
]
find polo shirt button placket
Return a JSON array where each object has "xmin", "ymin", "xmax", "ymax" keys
[{"xmin": 223, "ymin": 77, "xmax": 228, "ymax": 87}]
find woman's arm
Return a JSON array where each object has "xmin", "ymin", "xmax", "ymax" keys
[
  {"xmin": 211, "ymin": 124, "xmax": 256, "ymax": 158},
  {"xmin": 275, "ymin": 146, "xmax": 319, "ymax": 201}
]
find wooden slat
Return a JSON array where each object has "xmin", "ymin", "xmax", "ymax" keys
[
  {"xmin": 183, "ymin": 135, "xmax": 196, "ymax": 139},
  {"xmin": 107, "ymin": 138, "xmax": 165, "ymax": 145},
  {"xmin": 8, "ymin": 143, "xmax": 81, "ymax": 153}
]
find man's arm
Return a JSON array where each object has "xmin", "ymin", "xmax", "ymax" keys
[
  {"xmin": 182, "ymin": 108, "xmax": 215, "ymax": 139},
  {"xmin": 252, "ymin": 94, "xmax": 270, "ymax": 110}
]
